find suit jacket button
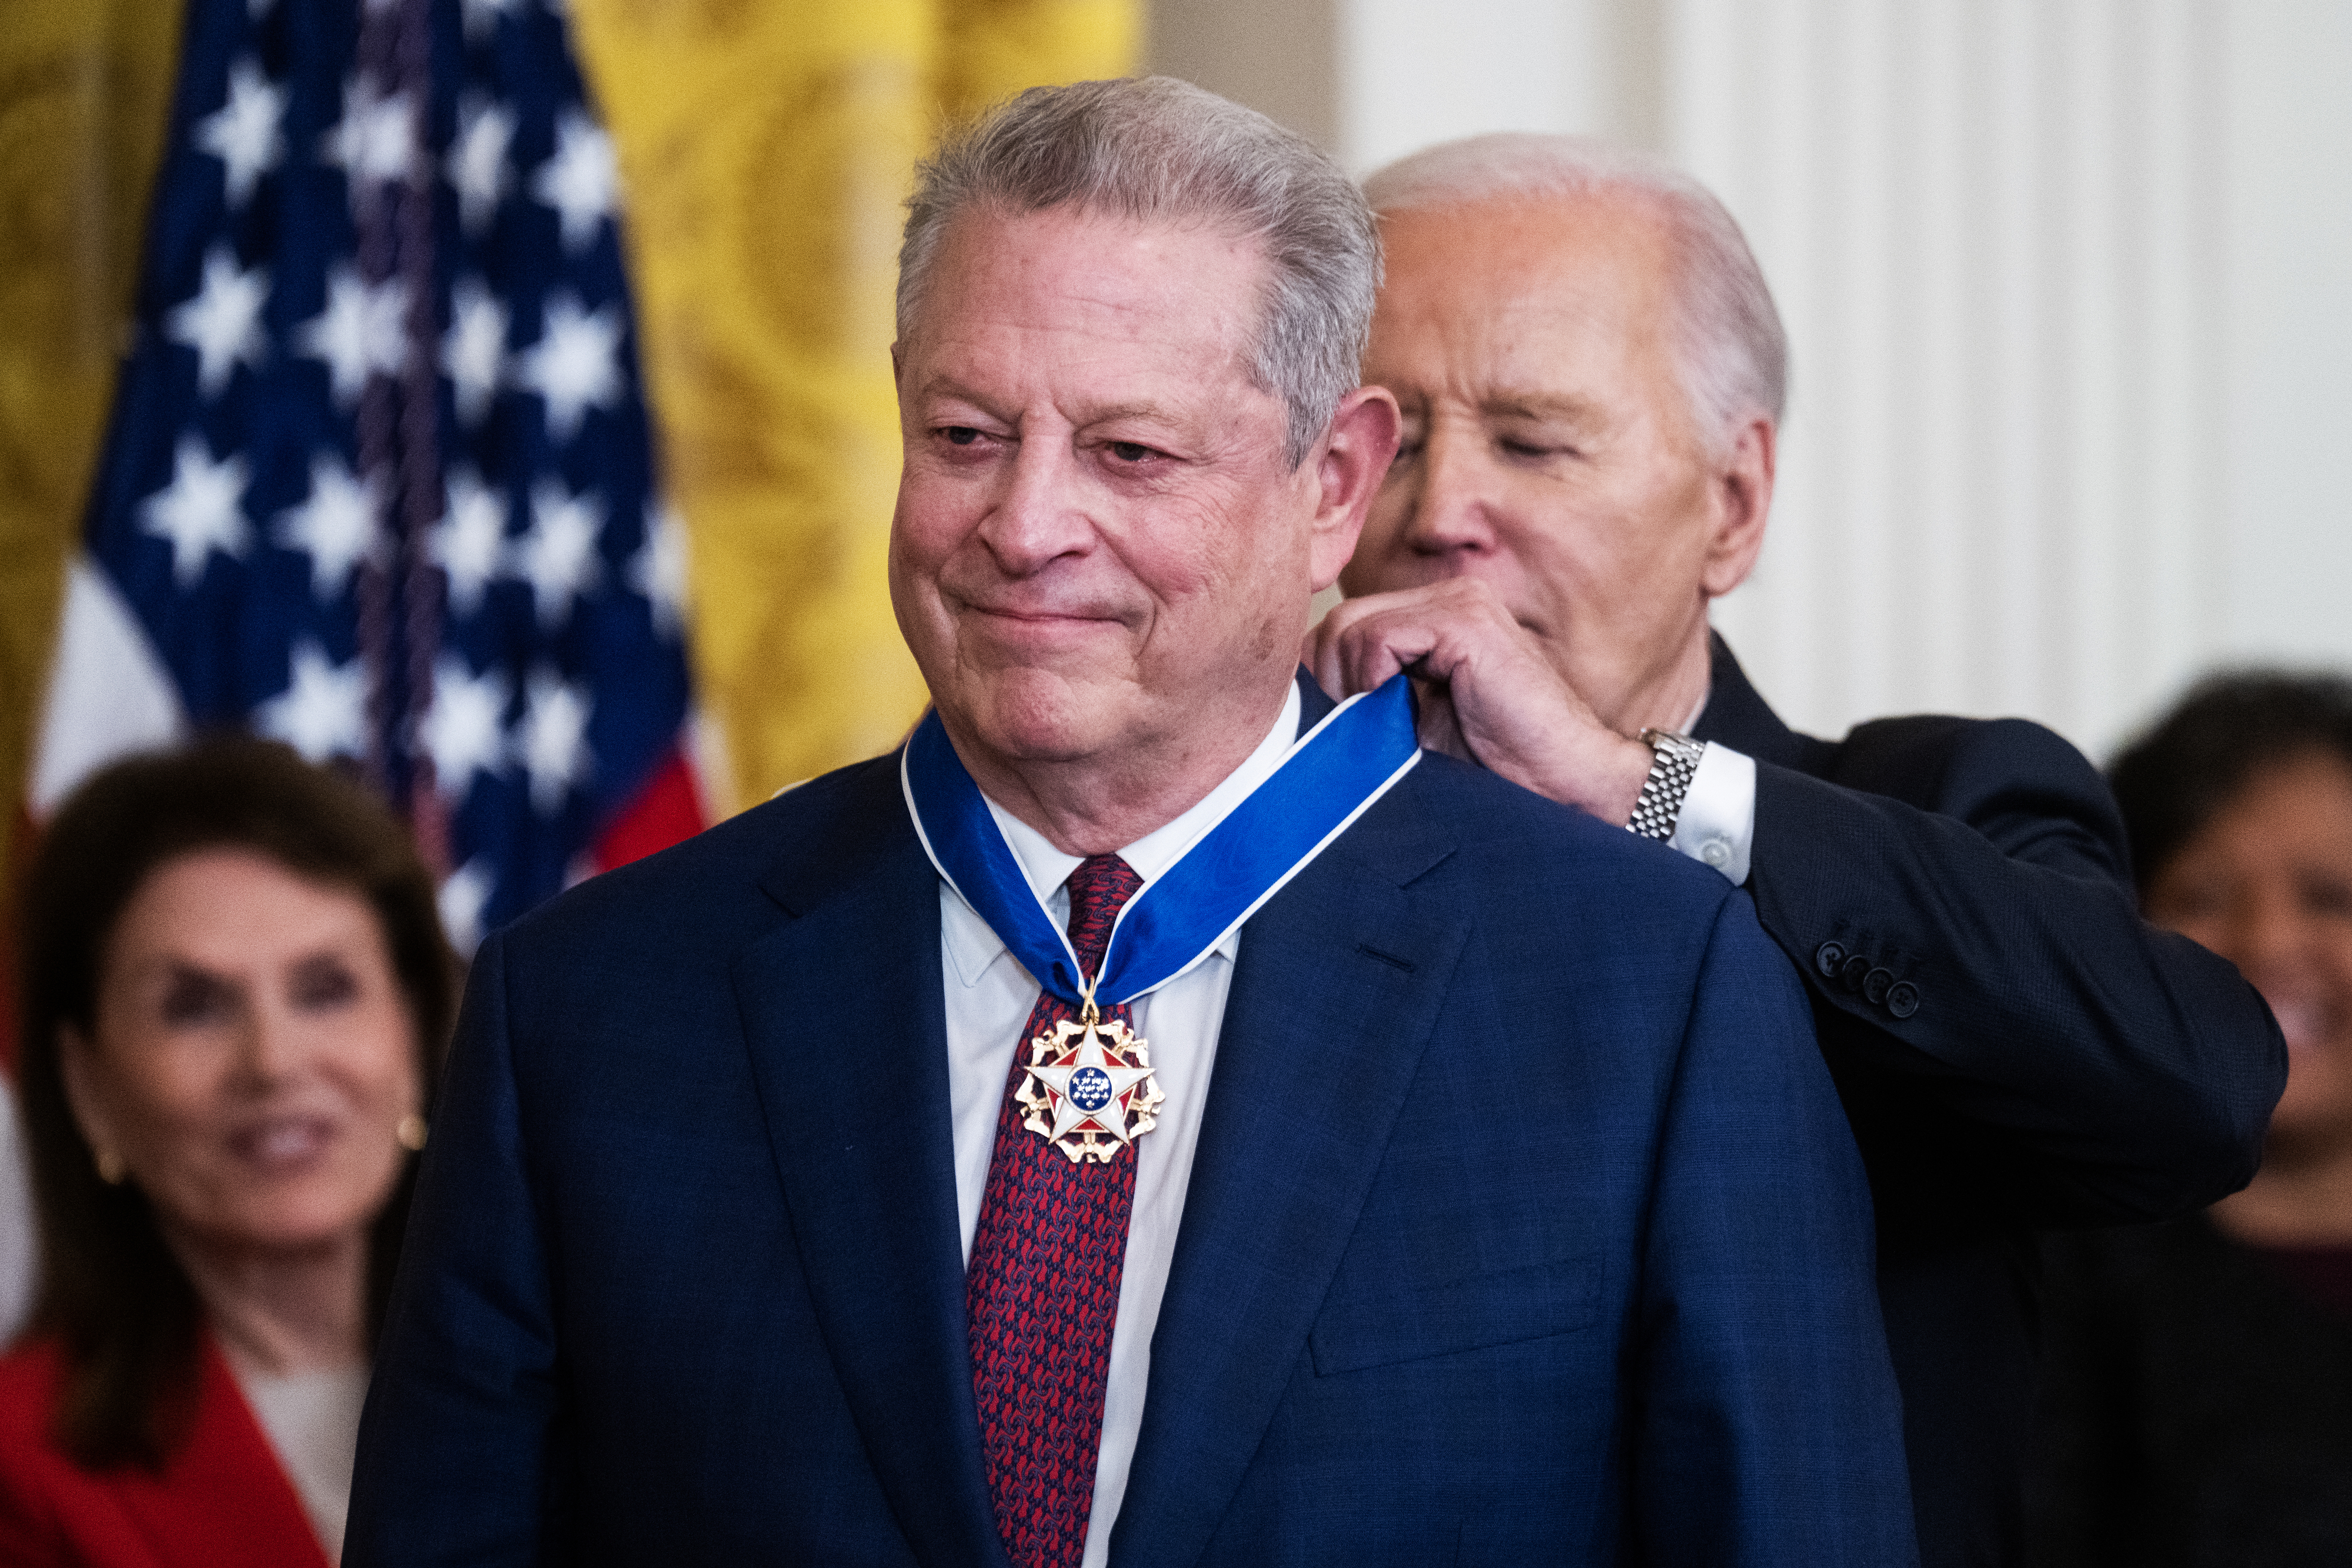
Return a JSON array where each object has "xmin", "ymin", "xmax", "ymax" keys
[
  {"xmin": 1863, "ymin": 967, "xmax": 1894, "ymax": 1005},
  {"xmin": 1840, "ymin": 954, "xmax": 1872, "ymax": 991},
  {"xmin": 1886, "ymin": 981, "xmax": 1920, "ymax": 1018},
  {"xmin": 1815, "ymin": 941, "xmax": 1847, "ymax": 978}
]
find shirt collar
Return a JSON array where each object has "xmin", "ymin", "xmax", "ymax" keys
[{"xmin": 943, "ymin": 681, "xmax": 1303, "ymax": 986}]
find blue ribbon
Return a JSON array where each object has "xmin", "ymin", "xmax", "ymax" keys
[{"xmin": 903, "ymin": 674, "xmax": 1422, "ymax": 1006}]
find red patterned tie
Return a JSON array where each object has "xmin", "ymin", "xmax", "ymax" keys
[{"xmin": 968, "ymin": 853, "xmax": 1145, "ymax": 1568}]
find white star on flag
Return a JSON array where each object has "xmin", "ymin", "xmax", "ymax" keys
[
  {"xmin": 420, "ymin": 652, "xmax": 509, "ymax": 805},
  {"xmin": 449, "ymin": 97, "xmax": 515, "ymax": 235},
  {"xmin": 297, "ymin": 263, "xmax": 408, "ymax": 406},
  {"xmin": 437, "ymin": 857, "xmax": 496, "ymax": 957},
  {"xmin": 273, "ymin": 453, "xmax": 380, "ymax": 600},
  {"xmin": 530, "ymin": 110, "xmax": 617, "ymax": 253},
  {"xmin": 516, "ymin": 667, "xmax": 593, "ymax": 813},
  {"xmin": 431, "ymin": 467, "xmax": 507, "ymax": 616},
  {"xmin": 517, "ymin": 291, "xmax": 622, "ymax": 444},
  {"xmin": 258, "ymin": 640, "xmax": 369, "ymax": 763},
  {"xmin": 195, "ymin": 57, "xmax": 285, "ymax": 209},
  {"xmin": 321, "ymin": 74, "xmax": 415, "ymax": 202},
  {"xmin": 167, "ymin": 245, "xmax": 270, "ymax": 397},
  {"xmin": 511, "ymin": 479, "xmax": 603, "ymax": 627},
  {"xmin": 141, "ymin": 436, "xmax": 250, "ymax": 586},
  {"xmin": 628, "ymin": 501, "xmax": 689, "ymax": 638},
  {"xmin": 442, "ymin": 276, "xmax": 507, "ymax": 426}
]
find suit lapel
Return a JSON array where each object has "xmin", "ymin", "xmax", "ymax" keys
[
  {"xmin": 1110, "ymin": 792, "xmax": 1464, "ymax": 1568},
  {"xmin": 731, "ymin": 784, "xmax": 1007, "ymax": 1568}
]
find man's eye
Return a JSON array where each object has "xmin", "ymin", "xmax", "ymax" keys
[
  {"xmin": 943, "ymin": 426, "xmax": 983, "ymax": 446},
  {"xmin": 1500, "ymin": 439, "xmax": 1563, "ymax": 459},
  {"xmin": 1107, "ymin": 441, "xmax": 1155, "ymax": 463}
]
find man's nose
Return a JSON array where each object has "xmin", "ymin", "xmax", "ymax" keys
[
  {"xmin": 976, "ymin": 434, "xmax": 1095, "ymax": 574},
  {"xmin": 1400, "ymin": 425, "xmax": 1500, "ymax": 559}
]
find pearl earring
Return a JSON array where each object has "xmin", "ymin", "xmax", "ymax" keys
[{"xmin": 396, "ymin": 1114, "xmax": 429, "ymax": 1152}]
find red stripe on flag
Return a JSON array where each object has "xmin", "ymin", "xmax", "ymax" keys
[{"xmin": 592, "ymin": 746, "xmax": 706, "ymax": 873}]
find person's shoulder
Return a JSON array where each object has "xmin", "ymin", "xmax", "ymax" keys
[
  {"xmin": 1387, "ymin": 750, "xmax": 1735, "ymax": 920},
  {"xmin": 1825, "ymin": 710, "xmax": 2102, "ymax": 797},
  {"xmin": 497, "ymin": 751, "xmax": 910, "ymax": 957}
]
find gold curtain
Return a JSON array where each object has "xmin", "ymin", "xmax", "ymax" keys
[
  {"xmin": 0, "ymin": 1, "xmax": 183, "ymax": 894},
  {"xmin": 0, "ymin": 0, "xmax": 1139, "ymax": 890}
]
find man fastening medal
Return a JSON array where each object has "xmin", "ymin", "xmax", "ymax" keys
[{"xmin": 351, "ymin": 76, "xmax": 1918, "ymax": 1568}]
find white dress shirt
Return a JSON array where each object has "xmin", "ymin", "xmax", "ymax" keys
[
  {"xmin": 938, "ymin": 681, "xmax": 1301, "ymax": 1568},
  {"xmin": 1665, "ymin": 691, "xmax": 1758, "ymax": 885}
]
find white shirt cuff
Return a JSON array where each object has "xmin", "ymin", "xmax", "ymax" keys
[{"xmin": 1668, "ymin": 743, "xmax": 1756, "ymax": 885}]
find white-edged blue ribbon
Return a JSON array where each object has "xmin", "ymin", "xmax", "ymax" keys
[{"xmin": 902, "ymin": 674, "xmax": 1422, "ymax": 1007}]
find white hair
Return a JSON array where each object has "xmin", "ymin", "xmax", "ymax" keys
[
  {"xmin": 1364, "ymin": 133, "xmax": 1787, "ymax": 454},
  {"xmin": 898, "ymin": 76, "xmax": 1379, "ymax": 469}
]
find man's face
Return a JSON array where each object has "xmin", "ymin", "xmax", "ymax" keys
[
  {"xmin": 890, "ymin": 205, "xmax": 1331, "ymax": 777},
  {"xmin": 1344, "ymin": 191, "xmax": 1758, "ymax": 731}
]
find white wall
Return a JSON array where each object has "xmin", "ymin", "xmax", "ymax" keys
[{"xmin": 1151, "ymin": 0, "xmax": 2352, "ymax": 760}]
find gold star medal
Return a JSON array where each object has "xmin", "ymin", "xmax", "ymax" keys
[{"xmin": 1014, "ymin": 996, "xmax": 1164, "ymax": 1164}]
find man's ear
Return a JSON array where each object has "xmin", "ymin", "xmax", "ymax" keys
[
  {"xmin": 1700, "ymin": 413, "xmax": 1775, "ymax": 599},
  {"xmin": 1307, "ymin": 386, "xmax": 1403, "ymax": 593}
]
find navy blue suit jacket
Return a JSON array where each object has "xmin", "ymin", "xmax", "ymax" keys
[
  {"xmin": 349, "ymin": 683, "xmax": 1916, "ymax": 1566},
  {"xmin": 1693, "ymin": 637, "xmax": 2287, "ymax": 1568}
]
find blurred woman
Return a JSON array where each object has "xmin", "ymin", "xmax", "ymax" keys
[
  {"xmin": 2027, "ymin": 671, "xmax": 2352, "ymax": 1567},
  {"xmin": 0, "ymin": 737, "xmax": 454, "ymax": 1567}
]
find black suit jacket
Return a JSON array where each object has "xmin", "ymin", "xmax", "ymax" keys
[{"xmin": 1690, "ymin": 636, "xmax": 2286, "ymax": 1568}]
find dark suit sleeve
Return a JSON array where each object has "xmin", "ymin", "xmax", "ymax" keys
[
  {"xmin": 1635, "ymin": 893, "xmax": 1919, "ymax": 1568},
  {"xmin": 346, "ymin": 930, "xmax": 564, "ymax": 1566},
  {"xmin": 1745, "ymin": 716, "xmax": 2285, "ymax": 1225}
]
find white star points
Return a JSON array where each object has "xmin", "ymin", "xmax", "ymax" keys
[
  {"xmin": 296, "ymin": 263, "xmax": 407, "ymax": 406},
  {"xmin": 530, "ymin": 110, "xmax": 617, "ymax": 253},
  {"xmin": 273, "ymin": 454, "xmax": 380, "ymax": 600},
  {"xmin": 321, "ymin": 75, "xmax": 415, "ymax": 200},
  {"xmin": 442, "ymin": 276, "xmax": 507, "ymax": 426},
  {"xmin": 510, "ymin": 480, "xmax": 603, "ymax": 628},
  {"xmin": 420, "ymin": 653, "xmax": 510, "ymax": 806},
  {"xmin": 432, "ymin": 467, "xmax": 508, "ymax": 617},
  {"xmin": 516, "ymin": 667, "xmax": 593, "ymax": 814},
  {"xmin": 258, "ymin": 640, "xmax": 369, "ymax": 763},
  {"xmin": 140, "ymin": 436, "xmax": 250, "ymax": 586},
  {"xmin": 196, "ymin": 58, "xmax": 285, "ymax": 209},
  {"xmin": 437, "ymin": 858, "xmax": 496, "ymax": 957},
  {"xmin": 167, "ymin": 245, "xmax": 270, "ymax": 397},
  {"xmin": 449, "ymin": 97, "xmax": 515, "ymax": 235},
  {"xmin": 629, "ymin": 501, "xmax": 689, "ymax": 638},
  {"xmin": 517, "ymin": 291, "xmax": 622, "ymax": 444}
]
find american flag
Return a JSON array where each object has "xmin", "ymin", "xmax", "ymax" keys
[{"xmin": 29, "ymin": 0, "xmax": 700, "ymax": 951}]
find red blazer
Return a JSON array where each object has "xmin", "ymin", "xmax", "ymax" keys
[{"xmin": 0, "ymin": 1333, "xmax": 329, "ymax": 1568}]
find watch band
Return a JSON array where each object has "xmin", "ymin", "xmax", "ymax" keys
[{"xmin": 1627, "ymin": 728, "xmax": 1705, "ymax": 841}]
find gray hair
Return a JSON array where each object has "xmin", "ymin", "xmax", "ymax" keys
[
  {"xmin": 898, "ymin": 76, "xmax": 1379, "ymax": 468},
  {"xmin": 1364, "ymin": 133, "xmax": 1787, "ymax": 455}
]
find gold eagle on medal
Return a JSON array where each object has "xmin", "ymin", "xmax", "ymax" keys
[{"xmin": 1015, "ymin": 1009, "xmax": 1164, "ymax": 1165}]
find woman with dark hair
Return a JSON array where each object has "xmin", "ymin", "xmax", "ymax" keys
[
  {"xmin": 0, "ymin": 737, "xmax": 455, "ymax": 1567},
  {"xmin": 2026, "ymin": 671, "xmax": 2352, "ymax": 1566}
]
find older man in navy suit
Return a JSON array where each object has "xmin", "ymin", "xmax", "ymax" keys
[
  {"xmin": 348, "ymin": 81, "xmax": 1914, "ymax": 1567},
  {"xmin": 1310, "ymin": 135, "xmax": 2286, "ymax": 1568}
]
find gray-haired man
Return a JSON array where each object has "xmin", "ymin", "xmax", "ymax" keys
[
  {"xmin": 349, "ymin": 85, "xmax": 1916, "ymax": 1567},
  {"xmin": 1311, "ymin": 133, "xmax": 2286, "ymax": 1568}
]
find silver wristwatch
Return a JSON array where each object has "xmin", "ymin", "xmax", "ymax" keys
[{"xmin": 1627, "ymin": 728, "xmax": 1705, "ymax": 840}]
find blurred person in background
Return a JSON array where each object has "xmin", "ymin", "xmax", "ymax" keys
[
  {"xmin": 2027, "ymin": 672, "xmax": 2352, "ymax": 1567},
  {"xmin": 0, "ymin": 737, "xmax": 455, "ymax": 1567}
]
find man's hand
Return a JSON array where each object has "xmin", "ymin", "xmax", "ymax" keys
[{"xmin": 1306, "ymin": 580, "xmax": 1655, "ymax": 825}]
